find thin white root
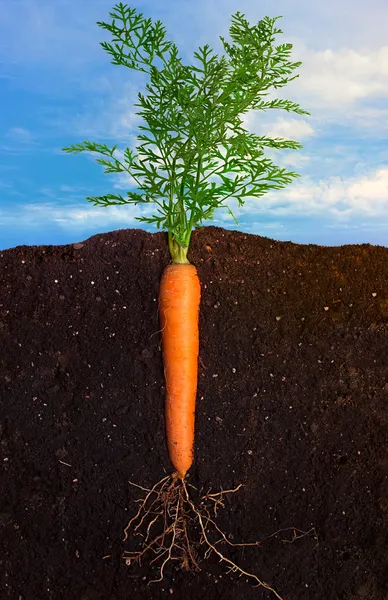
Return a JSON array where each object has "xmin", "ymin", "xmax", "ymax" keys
[{"xmin": 121, "ymin": 475, "xmax": 317, "ymax": 598}]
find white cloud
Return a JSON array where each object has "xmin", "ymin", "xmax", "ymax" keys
[
  {"xmin": 265, "ymin": 118, "xmax": 315, "ymax": 140},
  {"xmin": 0, "ymin": 198, "xmax": 156, "ymax": 230},
  {"xmin": 1, "ymin": 163, "xmax": 387, "ymax": 243},
  {"xmin": 288, "ymin": 43, "xmax": 388, "ymax": 111},
  {"xmin": 194, "ymin": 0, "xmax": 388, "ymax": 52},
  {"xmin": 344, "ymin": 106, "xmax": 388, "ymax": 136},
  {"xmin": 242, "ymin": 112, "xmax": 315, "ymax": 140},
  {"xmin": 0, "ymin": 127, "xmax": 38, "ymax": 154},
  {"xmin": 222, "ymin": 165, "xmax": 388, "ymax": 221},
  {"xmin": 7, "ymin": 127, "xmax": 34, "ymax": 142},
  {"xmin": 55, "ymin": 83, "xmax": 145, "ymax": 143},
  {"xmin": 113, "ymin": 173, "xmax": 139, "ymax": 190},
  {"xmin": 280, "ymin": 154, "xmax": 311, "ymax": 168},
  {"xmin": 59, "ymin": 184, "xmax": 91, "ymax": 193},
  {"xmin": 53, "ymin": 205, "xmax": 139, "ymax": 226},
  {"xmin": 347, "ymin": 168, "xmax": 388, "ymax": 211}
]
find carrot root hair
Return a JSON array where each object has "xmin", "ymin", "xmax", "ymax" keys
[{"xmin": 121, "ymin": 475, "xmax": 317, "ymax": 598}]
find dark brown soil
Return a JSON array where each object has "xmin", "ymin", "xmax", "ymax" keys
[{"xmin": 0, "ymin": 225, "xmax": 387, "ymax": 600}]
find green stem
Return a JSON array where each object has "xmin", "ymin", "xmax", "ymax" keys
[{"xmin": 168, "ymin": 231, "xmax": 191, "ymax": 264}]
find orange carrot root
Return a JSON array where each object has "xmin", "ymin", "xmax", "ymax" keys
[{"xmin": 158, "ymin": 263, "xmax": 201, "ymax": 479}]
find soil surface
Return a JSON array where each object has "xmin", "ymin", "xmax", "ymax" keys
[{"xmin": 1, "ymin": 225, "xmax": 387, "ymax": 600}]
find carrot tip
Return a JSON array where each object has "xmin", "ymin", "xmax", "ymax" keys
[{"xmin": 173, "ymin": 470, "xmax": 186, "ymax": 482}]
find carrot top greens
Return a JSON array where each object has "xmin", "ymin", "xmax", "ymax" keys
[{"xmin": 62, "ymin": 2, "xmax": 310, "ymax": 264}]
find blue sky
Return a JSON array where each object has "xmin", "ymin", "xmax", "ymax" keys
[{"xmin": 1, "ymin": 0, "xmax": 388, "ymax": 251}]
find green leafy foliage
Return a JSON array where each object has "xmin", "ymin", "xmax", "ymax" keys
[{"xmin": 62, "ymin": 2, "xmax": 310, "ymax": 251}]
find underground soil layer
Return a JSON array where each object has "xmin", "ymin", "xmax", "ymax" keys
[{"xmin": 0, "ymin": 225, "xmax": 387, "ymax": 600}]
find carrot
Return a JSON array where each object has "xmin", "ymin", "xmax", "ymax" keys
[
  {"xmin": 63, "ymin": 6, "xmax": 308, "ymax": 483},
  {"xmin": 159, "ymin": 263, "xmax": 201, "ymax": 479},
  {"xmin": 63, "ymin": 5, "xmax": 309, "ymax": 593}
]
